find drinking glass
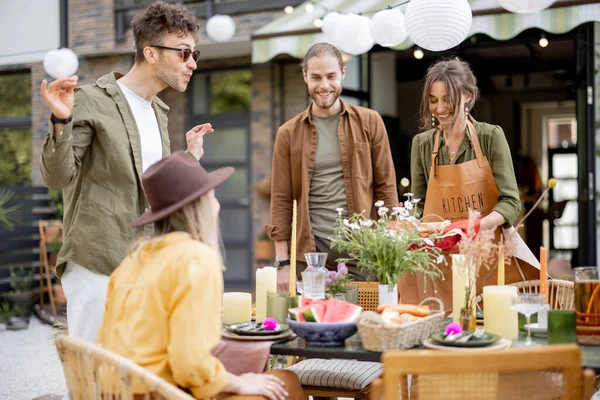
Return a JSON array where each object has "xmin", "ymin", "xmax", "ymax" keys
[
  {"xmin": 511, "ymin": 294, "xmax": 546, "ymax": 347},
  {"xmin": 267, "ymin": 291, "xmax": 291, "ymax": 324},
  {"xmin": 574, "ymin": 267, "xmax": 600, "ymax": 338}
]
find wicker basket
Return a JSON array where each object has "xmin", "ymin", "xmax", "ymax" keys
[
  {"xmin": 357, "ymin": 297, "xmax": 445, "ymax": 351},
  {"xmin": 577, "ymin": 326, "xmax": 600, "ymax": 345}
]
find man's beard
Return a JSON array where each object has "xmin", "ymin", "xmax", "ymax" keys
[
  {"xmin": 156, "ymin": 65, "xmax": 187, "ymax": 92},
  {"xmin": 310, "ymin": 88, "xmax": 341, "ymax": 109}
]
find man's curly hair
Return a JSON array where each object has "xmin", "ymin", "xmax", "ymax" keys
[{"xmin": 132, "ymin": 1, "xmax": 199, "ymax": 64}]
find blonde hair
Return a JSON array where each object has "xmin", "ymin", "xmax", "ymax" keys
[
  {"xmin": 301, "ymin": 42, "xmax": 345, "ymax": 72},
  {"xmin": 131, "ymin": 194, "xmax": 222, "ymax": 265},
  {"xmin": 419, "ymin": 57, "xmax": 479, "ymax": 132}
]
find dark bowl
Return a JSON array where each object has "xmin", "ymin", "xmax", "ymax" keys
[{"xmin": 286, "ymin": 318, "xmax": 357, "ymax": 347}]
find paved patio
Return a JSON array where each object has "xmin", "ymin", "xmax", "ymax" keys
[{"xmin": 0, "ymin": 317, "xmax": 66, "ymax": 399}]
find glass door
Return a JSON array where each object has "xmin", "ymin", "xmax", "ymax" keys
[{"xmin": 190, "ymin": 69, "xmax": 252, "ymax": 289}]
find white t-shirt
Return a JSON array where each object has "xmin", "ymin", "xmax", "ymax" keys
[{"xmin": 117, "ymin": 81, "xmax": 163, "ymax": 172}]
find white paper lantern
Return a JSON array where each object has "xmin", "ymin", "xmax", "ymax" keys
[
  {"xmin": 320, "ymin": 11, "xmax": 341, "ymax": 45},
  {"xmin": 405, "ymin": 0, "xmax": 472, "ymax": 52},
  {"xmin": 369, "ymin": 8, "xmax": 408, "ymax": 47},
  {"xmin": 43, "ymin": 48, "xmax": 79, "ymax": 79},
  {"xmin": 206, "ymin": 14, "xmax": 236, "ymax": 42},
  {"xmin": 497, "ymin": 0, "xmax": 556, "ymax": 13},
  {"xmin": 335, "ymin": 13, "xmax": 374, "ymax": 56}
]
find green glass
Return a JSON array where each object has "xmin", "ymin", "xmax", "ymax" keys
[
  {"xmin": 547, "ymin": 310, "xmax": 577, "ymax": 344},
  {"xmin": 267, "ymin": 291, "xmax": 292, "ymax": 324}
]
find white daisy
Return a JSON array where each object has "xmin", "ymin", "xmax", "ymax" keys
[
  {"xmin": 377, "ymin": 206, "xmax": 389, "ymax": 216},
  {"xmin": 374, "ymin": 200, "xmax": 384, "ymax": 207}
]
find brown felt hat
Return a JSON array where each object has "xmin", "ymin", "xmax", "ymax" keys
[{"xmin": 131, "ymin": 151, "xmax": 234, "ymax": 228}]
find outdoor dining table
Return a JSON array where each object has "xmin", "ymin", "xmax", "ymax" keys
[{"xmin": 270, "ymin": 332, "xmax": 600, "ymax": 375}]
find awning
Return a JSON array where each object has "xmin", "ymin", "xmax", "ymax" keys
[{"xmin": 251, "ymin": 0, "xmax": 600, "ymax": 63}]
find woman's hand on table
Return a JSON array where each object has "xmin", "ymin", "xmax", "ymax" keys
[{"xmin": 227, "ymin": 372, "xmax": 288, "ymax": 400}]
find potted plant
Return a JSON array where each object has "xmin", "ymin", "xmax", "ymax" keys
[
  {"xmin": 0, "ymin": 188, "xmax": 20, "ymax": 230},
  {"xmin": 325, "ymin": 263, "xmax": 353, "ymax": 301},
  {"xmin": 255, "ymin": 231, "xmax": 275, "ymax": 260},
  {"xmin": 0, "ymin": 301, "xmax": 17, "ymax": 323},
  {"xmin": 331, "ymin": 194, "xmax": 446, "ymax": 305},
  {"xmin": 6, "ymin": 266, "xmax": 38, "ymax": 318}
]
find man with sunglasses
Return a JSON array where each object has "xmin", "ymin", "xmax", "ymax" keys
[{"xmin": 38, "ymin": 1, "xmax": 207, "ymax": 345}]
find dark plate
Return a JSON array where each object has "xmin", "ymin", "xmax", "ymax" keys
[
  {"xmin": 224, "ymin": 322, "xmax": 290, "ymax": 336},
  {"xmin": 430, "ymin": 332, "xmax": 501, "ymax": 348}
]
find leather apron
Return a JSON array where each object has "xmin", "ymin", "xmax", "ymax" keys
[{"xmin": 398, "ymin": 121, "xmax": 538, "ymax": 311}]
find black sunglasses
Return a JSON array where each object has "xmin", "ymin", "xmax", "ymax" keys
[{"xmin": 151, "ymin": 45, "xmax": 200, "ymax": 63}]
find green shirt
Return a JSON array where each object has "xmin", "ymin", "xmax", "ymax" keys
[
  {"xmin": 309, "ymin": 113, "xmax": 347, "ymax": 239},
  {"xmin": 410, "ymin": 117, "xmax": 521, "ymax": 226},
  {"xmin": 40, "ymin": 72, "xmax": 171, "ymax": 277}
]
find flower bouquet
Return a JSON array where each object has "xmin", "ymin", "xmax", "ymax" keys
[{"xmin": 330, "ymin": 194, "xmax": 447, "ymax": 302}]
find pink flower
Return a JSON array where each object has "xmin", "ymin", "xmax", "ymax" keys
[
  {"xmin": 444, "ymin": 322, "xmax": 463, "ymax": 336},
  {"xmin": 262, "ymin": 317, "xmax": 277, "ymax": 331},
  {"xmin": 337, "ymin": 263, "xmax": 348, "ymax": 275}
]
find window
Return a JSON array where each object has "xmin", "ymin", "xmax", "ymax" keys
[{"xmin": 0, "ymin": 73, "xmax": 32, "ymax": 185}]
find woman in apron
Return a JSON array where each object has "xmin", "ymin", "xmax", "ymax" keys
[{"xmin": 398, "ymin": 58, "xmax": 539, "ymax": 310}]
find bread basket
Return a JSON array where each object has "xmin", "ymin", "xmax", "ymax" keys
[{"xmin": 356, "ymin": 297, "xmax": 445, "ymax": 351}]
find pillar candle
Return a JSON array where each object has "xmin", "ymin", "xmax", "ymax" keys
[
  {"xmin": 255, "ymin": 267, "xmax": 277, "ymax": 323},
  {"xmin": 222, "ymin": 292, "xmax": 252, "ymax": 325},
  {"xmin": 483, "ymin": 285, "xmax": 518, "ymax": 339},
  {"xmin": 289, "ymin": 200, "xmax": 297, "ymax": 296},
  {"xmin": 497, "ymin": 247, "xmax": 505, "ymax": 286},
  {"xmin": 540, "ymin": 246, "xmax": 548, "ymax": 303},
  {"xmin": 452, "ymin": 254, "xmax": 467, "ymax": 323}
]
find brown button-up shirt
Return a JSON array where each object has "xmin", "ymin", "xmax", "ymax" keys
[{"xmin": 266, "ymin": 99, "xmax": 398, "ymax": 263}]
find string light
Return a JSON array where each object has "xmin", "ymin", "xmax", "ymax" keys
[
  {"xmin": 413, "ymin": 49, "xmax": 424, "ymax": 59},
  {"xmin": 313, "ymin": 18, "xmax": 323, "ymax": 28},
  {"xmin": 539, "ymin": 35, "xmax": 549, "ymax": 48},
  {"xmin": 305, "ymin": 3, "xmax": 315, "ymax": 13},
  {"xmin": 284, "ymin": 5, "xmax": 294, "ymax": 14},
  {"xmin": 400, "ymin": 178, "xmax": 410, "ymax": 187}
]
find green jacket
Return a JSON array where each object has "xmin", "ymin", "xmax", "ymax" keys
[
  {"xmin": 410, "ymin": 117, "xmax": 521, "ymax": 226},
  {"xmin": 40, "ymin": 72, "xmax": 171, "ymax": 277}
]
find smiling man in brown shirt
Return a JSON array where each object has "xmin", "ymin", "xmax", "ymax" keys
[{"xmin": 267, "ymin": 43, "xmax": 398, "ymax": 289}]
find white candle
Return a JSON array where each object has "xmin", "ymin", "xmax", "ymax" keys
[
  {"xmin": 255, "ymin": 267, "xmax": 277, "ymax": 323},
  {"xmin": 222, "ymin": 292, "xmax": 252, "ymax": 325},
  {"xmin": 483, "ymin": 285, "xmax": 518, "ymax": 340},
  {"xmin": 452, "ymin": 254, "xmax": 467, "ymax": 323}
]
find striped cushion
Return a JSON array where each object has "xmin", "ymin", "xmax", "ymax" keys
[{"xmin": 287, "ymin": 359, "xmax": 382, "ymax": 390}]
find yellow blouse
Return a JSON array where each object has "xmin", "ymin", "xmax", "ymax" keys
[{"xmin": 96, "ymin": 232, "xmax": 228, "ymax": 398}]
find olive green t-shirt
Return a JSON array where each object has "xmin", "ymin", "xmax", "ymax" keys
[
  {"xmin": 309, "ymin": 113, "xmax": 348, "ymax": 239},
  {"xmin": 410, "ymin": 117, "xmax": 521, "ymax": 226}
]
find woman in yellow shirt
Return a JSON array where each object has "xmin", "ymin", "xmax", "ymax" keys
[{"xmin": 97, "ymin": 151, "xmax": 302, "ymax": 400}]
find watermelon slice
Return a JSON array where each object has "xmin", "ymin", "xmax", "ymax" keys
[
  {"xmin": 302, "ymin": 302, "xmax": 327, "ymax": 322},
  {"xmin": 322, "ymin": 298, "xmax": 362, "ymax": 323},
  {"xmin": 288, "ymin": 300, "xmax": 327, "ymax": 322}
]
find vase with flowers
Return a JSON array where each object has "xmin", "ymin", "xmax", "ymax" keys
[
  {"xmin": 331, "ymin": 194, "xmax": 447, "ymax": 305},
  {"xmin": 324, "ymin": 263, "xmax": 357, "ymax": 302},
  {"xmin": 455, "ymin": 210, "xmax": 517, "ymax": 331}
]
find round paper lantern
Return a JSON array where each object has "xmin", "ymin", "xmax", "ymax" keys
[
  {"xmin": 369, "ymin": 8, "xmax": 408, "ymax": 47},
  {"xmin": 335, "ymin": 13, "xmax": 374, "ymax": 56},
  {"xmin": 322, "ymin": 11, "xmax": 342, "ymax": 37},
  {"xmin": 206, "ymin": 14, "xmax": 236, "ymax": 42},
  {"xmin": 497, "ymin": 0, "xmax": 556, "ymax": 13},
  {"xmin": 43, "ymin": 48, "xmax": 79, "ymax": 79},
  {"xmin": 405, "ymin": 0, "xmax": 472, "ymax": 52}
]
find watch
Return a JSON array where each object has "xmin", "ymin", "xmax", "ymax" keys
[
  {"xmin": 274, "ymin": 259, "xmax": 290, "ymax": 269},
  {"xmin": 50, "ymin": 113, "xmax": 73, "ymax": 125}
]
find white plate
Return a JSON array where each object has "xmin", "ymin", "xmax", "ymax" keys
[
  {"xmin": 524, "ymin": 323, "xmax": 548, "ymax": 337},
  {"xmin": 422, "ymin": 338, "xmax": 513, "ymax": 352},
  {"xmin": 221, "ymin": 329, "xmax": 296, "ymax": 342}
]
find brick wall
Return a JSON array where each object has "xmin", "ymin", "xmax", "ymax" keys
[{"xmin": 70, "ymin": 0, "xmax": 115, "ymax": 54}]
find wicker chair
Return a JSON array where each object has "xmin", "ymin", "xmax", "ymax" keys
[
  {"xmin": 288, "ymin": 281, "xmax": 384, "ymax": 400},
  {"xmin": 369, "ymin": 344, "xmax": 596, "ymax": 400},
  {"xmin": 476, "ymin": 279, "xmax": 574, "ymax": 311},
  {"xmin": 55, "ymin": 335, "xmax": 194, "ymax": 400}
]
